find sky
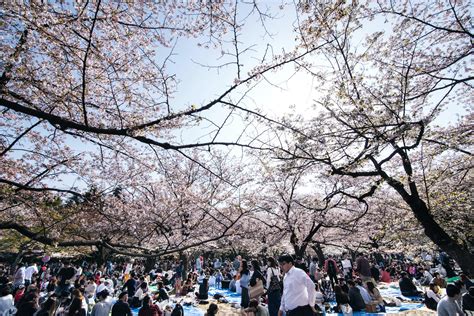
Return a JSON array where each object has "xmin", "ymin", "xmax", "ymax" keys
[{"xmin": 3, "ymin": 1, "xmax": 470, "ymax": 193}]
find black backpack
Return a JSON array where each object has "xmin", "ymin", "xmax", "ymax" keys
[
  {"xmin": 268, "ymin": 268, "xmax": 282, "ymax": 293},
  {"xmin": 171, "ymin": 303, "xmax": 184, "ymax": 316}
]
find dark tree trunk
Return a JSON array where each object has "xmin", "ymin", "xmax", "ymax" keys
[
  {"xmin": 179, "ymin": 251, "xmax": 188, "ymax": 280},
  {"xmin": 11, "ymin": 243, "xmax": 28, "ymax": 275},
  {"xmin": 407, "ymin": 197, "xmax": 474, "ymax": 276},
  {"xmin": 145, "ymin": 256, "xmax": 156, "ymax": 272},
  {"xmin": 95, "ymin": 245, "xmax": 112, "ymax": 266},
  {"xmin": 311, "ymin": 243, "xmax": 325, "ymax": 268}
]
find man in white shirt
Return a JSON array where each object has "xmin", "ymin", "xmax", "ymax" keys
[
  {"xmin": 24, "ymin": 263, "xmax": 38, "ymax": 287},
  {"xmin": 13, "ymin": 264, "xmax": 26, "ymax": 290},
  {"xmin": 341, "ymin": 254, "xmax": 353, "ymax": 280},
  {"xmin": 278, "ymin": 254, "xmax": 317, "ymax": 316}
]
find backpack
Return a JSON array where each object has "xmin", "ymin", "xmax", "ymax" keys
[
  {"xmin": 268, "ymin": 268, "xmax": 282, "ymax": 293},
  {"xmin": 171, "ymin": 303, "xmax": 184, "ymax": 316}
]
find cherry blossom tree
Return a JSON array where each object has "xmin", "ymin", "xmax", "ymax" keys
[
  {"xmin": 264, "ymin": 0, "xmax": 473, "ymax": 274},
  {"xmin": 0, "ymin": 2, "xmax": 297, "ymax": 256}
]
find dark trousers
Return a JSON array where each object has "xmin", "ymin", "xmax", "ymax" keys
[
  {"xmin": 287, "ymin": 304, "xmax": 314, "ymax": 316},
  {"xmin": 241, "ymin": 287, "xmax": 249, "ymax": 308},
  {"xmin": 267, "ymin": 290, "xmax": 281, "ymax": 316}
]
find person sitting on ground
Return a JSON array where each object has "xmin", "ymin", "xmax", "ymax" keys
[
  {"xmin": 131, "ymin": 282, "xmax": 148, "ymax": 308},
  {"xmin": 367, "ymin": 281, "xmax": 385, "ymax": 312},
  {"xmin": 138, "ymin": 295, "xmax": 162, "ymax": 316},
  {"xmin": 424, "ymin": 282, "xmax": 441, "ymax": 311},
  {"xmin": 242, "ymin": 299, "xmax": 269, "ymax": 316},
  {"xmin": 205, "ymin": 303, "xmax": 219, "ymax": 316},
  {"xmin": 229, "ymin": 275, "xmax": 237, "ymax": 292},
  {"xmin": 380, "ymin": 267, "xmax": 391, "ymax": 283},
  {"xmin": 347, "ymin": 280, "xmax": 366, "ymax": 312},
  {"xmin": 433, "ymin": 272, "xmax": 447, "ymax": 288},
  {"xmin": 35, "ymin": 296, "xmax": 57, "ymax": 316},
  {"xmin": 91, "ymin": 290, "xmax": 112, "ymax": 316},
  {"xmin": 355, "ymin": 279, "xmax": 371, "ymax": 305},
  {"xmin": 180, "ymin": 277, "xmax": 193, "ymax": 296},
  {"xmin": 462, "ymin": 286, "xmax": 474, "ymax": 313},
  {"xmin": 196, "ymin": 277, "xmax": 209, "ymax": 300},
  {"xmin": 437, "ymin": 284, "xmax": 464, "ymax": 316},
  {"xmin": 314, "ymin": 283, "xmax": 325, "ymax": 313},
  {"xmin": 334, "ymin": 285, "xmax": 350, "ymax": 313},
  {"xmin": 418, "ymin": 267, "xmax": 433, "ymax": 286},
  {"xmin": 16, "ymin": 291, "xmax": 39, "ymax": 316},
  {"xmin": 0, "ymin": 284, "xmax": 14, "ymax": 315},
  {"xmin": 111, "ymin": 292, "xmax": 132, "ymax": 316},
  {"xmin": 156, "ymin": 282, "xmax": 169, "ymax": 302},
  {"xmin": 399, "ymin": 272, "xmax": 422, "ymax": 297}
]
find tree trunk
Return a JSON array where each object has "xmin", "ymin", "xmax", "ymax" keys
[
  {"xmin": 180, "ymin": 252, "xmax": 188, "ymax": 280},
  {"xmin": 145, "ymin": 256, "xmax": 156, "ymax": 272},
  {"xmin": 408, "ymin": 197, "xmax": 474, "ymax": 276},
  {"xmin": 11, "ymin": 243, "xmax": 28, "ymax": 275},
  {"xmin": 293, "ymin": 243, "xmax": 308, "ymax": 259},
  {"xmin": 311, "ymin": 243, "xmax": 325, "ymax": 268}
]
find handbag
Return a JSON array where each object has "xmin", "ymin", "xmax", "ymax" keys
[{"xmin": 249, "ymin": 279, "xmax": 265, "ymax": 299}]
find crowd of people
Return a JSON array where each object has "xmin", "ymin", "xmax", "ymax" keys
[{"xmin": 0, "ymin": 250, "xmax": 472, "ymax": 316}]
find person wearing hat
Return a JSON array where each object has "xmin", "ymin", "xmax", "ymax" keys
[{"xmin": 462, "ymin": 286, "xmax": 474, "ymax": 313}]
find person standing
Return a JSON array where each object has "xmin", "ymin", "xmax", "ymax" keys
[
  {"xmin": 324, "ymin": 255, "xmax": 339, "ymax": 288},
  {"xmin": 341, "ymin": 254, "xmax": 353, "ymax": 281},
  {"xmin": 13, "ymin": 263, "xmax": 26, "ymax": 290},
  {"xmin": 277, "ymin": 254, "xmax": 316, "ymax": 316},
  {"xmin": 249, "ymin": 260, "xmax": 266, "ymax": 301},
  {"xmin": 266, "ymin": 257, "xmax": 282, "ymax": 316},
  {"xmin": 24, "ymin": 263, "xmax": 38, "ymax": 287},
  {"xmin": 309, "ymin": 257, "xmax": 318, "ymax": 282},
  {"xmin": 355, "ymin": 253, "xmax": 371, "ymax": 283},
  {"xmin": 239, "ymin": 260, "xmax": 251, "ymax": 308}
]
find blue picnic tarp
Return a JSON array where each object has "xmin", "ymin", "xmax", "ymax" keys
[{"xmin": 129, "ymin": 283, "xmax": 427, "ymax": 315}]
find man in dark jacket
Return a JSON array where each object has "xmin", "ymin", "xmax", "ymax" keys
[
  {"xmin": 122, "ymin": 272, "xmax": 137, "ymax": 298},
  {"xmin": 111, "ymin": 292, "xmax": 132, "ymax": 316}
]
